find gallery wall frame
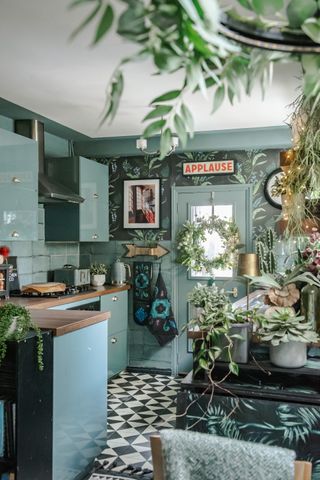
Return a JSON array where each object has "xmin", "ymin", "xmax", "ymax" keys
[{"xmin": 123, "ymin": 178, "xmax": 160, "ymax": 229}]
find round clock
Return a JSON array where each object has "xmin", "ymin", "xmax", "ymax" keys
[{"xmin": 264, "ymin": 168, "xmax": 284, "ymax": 209}]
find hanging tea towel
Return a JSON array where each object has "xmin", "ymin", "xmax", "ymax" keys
[
  {"xmin": 148, "ymin": 267, "xmax": 178, "ymax": 346},
  {"xmin": 133, "ymin": 262, "xmax": 153, "ymax": 326}
]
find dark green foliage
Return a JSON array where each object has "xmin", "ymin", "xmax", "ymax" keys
[{"xmin": 0, "ymin": 303, "xmax": 44, "ymax": 371}]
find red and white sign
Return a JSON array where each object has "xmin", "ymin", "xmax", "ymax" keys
[{"xmin": 183, "ymin": 160, "xmax": 235, "ymax": 175}]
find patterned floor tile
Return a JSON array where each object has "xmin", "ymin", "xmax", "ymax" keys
[{"xmin": 88, "ymin": 371, "xmax": 180, "ymax": 479}]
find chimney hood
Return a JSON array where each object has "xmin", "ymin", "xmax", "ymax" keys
[{"xmin": 14, "ymin": 120, "xmax": 84, "ymax": 204}]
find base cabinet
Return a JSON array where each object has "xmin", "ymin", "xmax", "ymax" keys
[
  {"xmin": 100, "ymin": 290, "xmax": 128, "ymax": 379},
  {"xmin": 0, "ymin": 323, "xmax": 108, "ymax": 480}
]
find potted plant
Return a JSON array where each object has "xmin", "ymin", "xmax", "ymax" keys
[
  {"xmin": 246, "ymin": 264, "xmax": 320, "ymax": 309},
  {"xmin": 187, "ymin": 283, "xmax": 254, "ymax": 378},
  {"xmin": 257, "ymin": 307, "xmax": 319, "ymax": 368},
  {"xmin": 0, "ymin": 303, "xmax": 44, "ymax": 371},
  {"xmin": 90, "ymin": 263, "xmax": 108, "ymax": 286}
]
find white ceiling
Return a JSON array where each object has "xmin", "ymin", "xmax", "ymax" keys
[{"xmin": 0, "ymin": 0, "xmax": 301, "ymax": 138}]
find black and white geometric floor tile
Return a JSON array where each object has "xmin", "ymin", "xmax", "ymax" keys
[{"xmin": 89, "ymin": 371, "xmax": 180, "ymax": 479}]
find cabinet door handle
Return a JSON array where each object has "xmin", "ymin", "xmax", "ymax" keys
[
  {"xmin": 93, "ymin": 193, "xmax": 99, "ymax": 199},
  {"xmin": 92, "ymin": 233, "xmax": 99, "ymax": 239},
  {"xmin": 12, "ymin": 176, "xmax": 21, "ymax": 183},
  {"xmin": 112, "ymin": 296, "xmax": 118, "ymax": 302},
  {"xmin": 11, "ymin": 231, "xmax": 19, "ymax": 238},
  {"xmin": 111, "ymin": 337, "xmax": 118, "ymax": 344}
]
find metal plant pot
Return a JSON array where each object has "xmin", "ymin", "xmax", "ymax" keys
[
  {"xmin": 216, "ymin": 323, "xmax": 251, "ymax": 364},
  {"xmin": 269, "ymin": 341, "xmax": 307, "ymax": 368}
]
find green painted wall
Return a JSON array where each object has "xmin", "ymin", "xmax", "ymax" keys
[{"xmin": 81, "ymin": 145, "xmax": 283, "ymax": 372}]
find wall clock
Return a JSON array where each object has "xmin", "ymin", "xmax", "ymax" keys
[{"xmin": 264, "ymin": 168, "xmax": 284, "ymax": 209}]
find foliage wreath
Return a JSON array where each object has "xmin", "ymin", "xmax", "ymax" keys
[{"xmin": 176, "ymin": 216, "xmax": 240, "ymax": 272}]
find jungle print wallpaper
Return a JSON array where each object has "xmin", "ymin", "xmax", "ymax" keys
[{"xmin": 98, "ymin": 149, "xmax": 280, "ymax": 241}]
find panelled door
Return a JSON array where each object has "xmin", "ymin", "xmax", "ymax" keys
[{"xmin": 172, "ymin": 184, "xmax": 252, "ymax": 374}]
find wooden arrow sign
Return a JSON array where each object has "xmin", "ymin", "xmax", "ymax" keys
[{"xmin": 123, "ymin": 244, "xmax": 169, "ymax": 259}]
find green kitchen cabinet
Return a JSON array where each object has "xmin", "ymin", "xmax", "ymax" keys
[
  {"xmin": 0, "ymin": 133, "xmax": 38, "ymax": 241},
  {"xmin": 44, "ymin": 156, "xmax": 108, "ymax": 241},
  {"xmin": 100, "ymin": 290, "xmax": 128, "ymax": 378}
]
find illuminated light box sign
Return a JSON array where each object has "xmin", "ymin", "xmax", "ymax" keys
[{"xmin": 183, "ymin": 160, "xmax": 235, "ymax": 175}]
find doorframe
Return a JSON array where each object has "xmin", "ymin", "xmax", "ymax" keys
[{"xmin": 170, "ymin": 184, "xmax": 253, "ymax": 375}]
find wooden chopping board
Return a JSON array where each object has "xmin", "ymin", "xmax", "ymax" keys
[{"xmin": 21, "ymin": 282, "xmax": 66, "ymax": 294}]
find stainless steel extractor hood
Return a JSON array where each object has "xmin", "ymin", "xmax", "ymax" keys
[{"xmin": 14, "ymin": 120, "xmax": 84, "ymax": 204}]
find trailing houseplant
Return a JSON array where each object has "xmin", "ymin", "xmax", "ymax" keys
[
  {"xmin": 70, "ymin": 0, "xmax": 320, "ymax": 157},
  {"xmin": 0, "ymin": 303, "xmax": 44, "ymax": 371},
  {"xmin": 187, "ymin": 283, "xmax": 256, "ymax": 377},
  {"xmin": 90, "ymin": 263, "xmax": 108, "ymax": 286},
  {"xmin": 257, "ymin": 307, "xmax": 319, "ymax": 368}
]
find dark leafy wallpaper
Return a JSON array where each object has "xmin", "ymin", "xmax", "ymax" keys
[{"xmin": 98, "ymin": 149, "xmax": 280, "ymax": 241}]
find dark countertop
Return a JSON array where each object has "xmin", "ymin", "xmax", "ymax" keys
[{"xmin": 0, "ymin": 284, "xmax": 130, "ymax": 336}]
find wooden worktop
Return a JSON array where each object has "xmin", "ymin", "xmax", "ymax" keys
[
  {"xmin": 30, "ymin": 309, "xmax": 111, "ymax": 336},
  {"xmin": 0, "ymin": 284, "xmax": 130, "ymax": 336},
  {"xmin": 0, "ymin": 284, "xmax": 130, "ymax": 309}
]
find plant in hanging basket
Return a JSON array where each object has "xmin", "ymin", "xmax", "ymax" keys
[
  {"xmin": 176, "ymin": 216, "xmax": 241, "ymax": 273},
  {"xmin": 0, "ymin": 303, "xmax": 44, "ymax": 371}
]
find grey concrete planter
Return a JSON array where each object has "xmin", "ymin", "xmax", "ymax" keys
[
  {"xmin": 269, "ymin": 341, "xmax": 307, "ymax": 368},
  {"xmin": 216, "ymin": 323, "xmax": 251, "ymax": 364}
]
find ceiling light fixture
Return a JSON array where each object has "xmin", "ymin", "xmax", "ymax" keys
[{"xmin": 136, "ymin": 136, "xmax": 179, "ymax": 156}]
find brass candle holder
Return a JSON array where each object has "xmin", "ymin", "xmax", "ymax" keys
[{"xmin": 237, "ymin": 253, "xmax": 260, "ymax": 310}]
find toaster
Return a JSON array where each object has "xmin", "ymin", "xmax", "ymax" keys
[{"xmin": 53, "ymin": 265, "xmax": 90, "ymax": 287}]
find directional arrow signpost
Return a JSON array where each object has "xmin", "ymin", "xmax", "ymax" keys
[{"xmin": 123, "ymin": 244, "xmax": 169, "ymax": 259}]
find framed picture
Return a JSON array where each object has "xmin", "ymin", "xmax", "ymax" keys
[
  {"xmin": 264, "ymin": 168, "xmax": 284, "ymax": 209},
  {"xmin": 123, "ymin": 178, "xmax": 160, "ymax": 229}
]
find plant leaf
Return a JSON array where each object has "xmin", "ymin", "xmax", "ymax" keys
[
  {"xmin": 150, "ymin": 90, "xmax": 181, "ymax": 104},
  {"xmin": 212, "ymin": 84, "xmax": 225, "ymax": 113},
  {"xmin": 160, "ymin": 128, "xmax": 172, "ymax": 159},
  {"xmin": 142, "ymin": 119, "xmax": 166, "ymax": 138},
  {"xmin": 70, "ymin": 1, "xmax": 102, "ymax": 40},
  {"xmin": 143, "ymin": 105, "xmax": 172, "ymax": 121},
  {"xmin": 92, "ymin": 4, "xmax": 114, "ymax": 45},
  {"xmin": 302, "ymin": 18, "xmax": 320, "ymax": 44},
  {"xmin": 252, "ymin": 0, "xmax": 284, "ymax": 15},
  {"xmin": 181, "ymin": 103, "xmax": 194, "ymax": 136},
  {"xmin": 174, "ymin": 114, "xmax": 188, "ymax": 147},
  {"xmin": 286, "ymin": 0, "xmax": 318, "ymax": 29}
]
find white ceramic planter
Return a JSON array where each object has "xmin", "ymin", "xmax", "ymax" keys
[
  {"xmin": 270, "ymin": 341, "xmax": 307, "ymax": 368},
  {"xmin": 90, "ymin": 274, "xmax": 105, "ymax": 287}
]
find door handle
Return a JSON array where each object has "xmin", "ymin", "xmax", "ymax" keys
[
  {"xmin": 112, "ymin": 296, "xmax": 118, "ymax": 302},
  {"xmin": 111, "ymin": 337, "xmax": 117, "ymax": 344}
]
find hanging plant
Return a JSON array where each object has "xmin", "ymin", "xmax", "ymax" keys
[
  {"xmin": 176, "ymin": 216, "xmax": 240, "ymax": 272},
  {"xmin": 70, "ymin": 0, "xmax": 320, "ymax": 157},
  {"xmin": 0, "ymin": 303, "xmax": 44, "ymax": 371}
]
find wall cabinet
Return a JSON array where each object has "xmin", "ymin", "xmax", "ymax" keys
[
  {"xmin": 100, "ymin": 290, "xmax": 128, "ymax": 378},
  {"xmin": 45, "ymin": 156, "xmax": 108, "ymax": 242},
  {"xmin": 0, "ymin": 140, "xmax": 38, "ymax": 241}
]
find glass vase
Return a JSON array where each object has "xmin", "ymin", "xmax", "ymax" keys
[{"xmin": 301, "ymin": 283, "xmax": 320, "ymax": 332}]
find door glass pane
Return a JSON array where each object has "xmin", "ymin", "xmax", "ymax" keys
[{"xmin": 190, "ymin": 204, "xmax": 233, "ymax": 278}]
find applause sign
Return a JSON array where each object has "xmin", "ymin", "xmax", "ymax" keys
[{"xmin": 183, "ymin": 160, "xmax": 235, "ymax": 176}]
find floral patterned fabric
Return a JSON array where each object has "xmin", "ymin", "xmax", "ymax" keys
[{"xmin": 148, "ymin": 269, "xmax": 178, "ymax": 346}]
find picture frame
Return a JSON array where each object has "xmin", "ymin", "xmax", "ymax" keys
[
  {"xmin": 264, "ymin": 168, "xmax": 284, "ymax": 210},
  {"xmin": 123, "ymin": 178, "xmax": 160, "ymax": 229}
]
